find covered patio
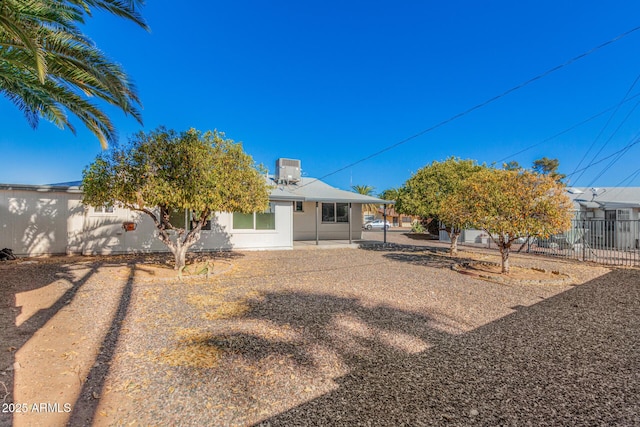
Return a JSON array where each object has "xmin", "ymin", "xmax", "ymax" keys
[{"xmin": 269, "ymin": 176, "xmax": 394, "ymax": 246}]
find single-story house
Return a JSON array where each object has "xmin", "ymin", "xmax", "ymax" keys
[
  {"xmin": 566, "ymin": 187, "xmax": 640, "ymax": 220},
  {"xmin": 565, "ymin": 187, "xmax": 640, "ymax": 250},
  {"xmin": 0, "ymin": 159, "xmax": 392, "ymax": 256}
]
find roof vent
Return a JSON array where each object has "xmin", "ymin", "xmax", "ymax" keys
[{"xmin": 275, "ymin": 158, "xmax": 301, "ymax": 184}]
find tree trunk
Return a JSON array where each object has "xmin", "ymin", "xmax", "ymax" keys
[
  {"xmin": 174, "ymin": 221, "xmax": 203, "ymax": 272},
  {"xmin": 500, "ymin": 245, "xmax": 510, "ymax": 274},
  {"xmin": 449, "ymin": 231, "xmax": 460, "ymax": 256},
  {"xmin": 136, "ymin": 207, "xmax": 206, "ymax": 273},
  {"xmin": 174, "ymin": 245, "xmax": 188, "ymax": 271}
]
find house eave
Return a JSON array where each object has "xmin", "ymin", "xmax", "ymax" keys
[{"xmin": 0, "ymin": 183, "xmax": 83, "ymax": 194}]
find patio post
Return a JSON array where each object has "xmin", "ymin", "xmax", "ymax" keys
[
  {"xmin": 383, "ymin": 203, "xmax": 387, "ymax": 244},
  {"xmin": 348, "ymin": 203, "xmax": 352, "ymax": 244},
  {"xmin": 316, "ymin": 201, "xmax": 319, "ymax": 245}
]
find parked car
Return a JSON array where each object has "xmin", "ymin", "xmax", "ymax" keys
[{"xmin": 364, "ymin": 219, "xmax": 391, "ymax": 230}]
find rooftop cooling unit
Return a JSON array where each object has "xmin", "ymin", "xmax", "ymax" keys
[{"xmin": 276, "ymin": 158, "xmax": 301, "ymax": 184}]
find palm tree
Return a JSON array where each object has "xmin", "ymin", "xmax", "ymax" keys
[
  {"xmin": 351, "ymin": 184, "xmax": 380, "ymax": 215},
  {"xmin": 379, "ymin": 187, "xmax": 401, "ymax": 203},
  {"xmin": 0, "ymin": 0, "xmax": 148, "ymax": 148}
]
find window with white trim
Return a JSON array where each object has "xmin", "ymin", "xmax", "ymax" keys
[
  {"xmin": 93, "ymin": 204, "xmax": 114, "ymax": 213},
  {"xmin": 294, "ymin": 201, "xmax": 304, "ymax": 212},
  {"xmin": 164, "ymin": 208, "xmax": 213, "ymax": 231},
  {"xmin": 322, "ymin": 202, "xmax": 349, "ymax": 223},
  {"xmin": 233, "ymin": 203, "xmax": 276, "ymax": 230}
]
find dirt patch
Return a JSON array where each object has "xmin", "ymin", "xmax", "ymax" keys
[{"xmin": 452, "ymin": 261, "xmax": 572, "ymax": 285}]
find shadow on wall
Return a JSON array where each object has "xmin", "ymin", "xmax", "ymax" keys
[
  {"xmin": 0, "ymin": 194, "xmax": 236, "ymax": 257},
  {"xmin": 189, "ymin": 216, "xmax": 233, "ymax": 253},
  {"xmin": 82, "ymin": 213, "xmax": 234, "ymax": 255},
  {"xmin": 254, "ymin": 269, "xmax": 640, "ymax": 425},
  {"xmin": 0, "ymin": 194, "xmax": 85, "ymax": 256}
]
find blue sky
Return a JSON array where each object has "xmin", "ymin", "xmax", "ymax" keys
[{"xmin": 3, "ymin": 1, "xmax": 640, "ymax": 194}]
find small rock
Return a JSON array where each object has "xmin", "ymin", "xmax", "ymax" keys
[{"xmin": 470, "ymin": 409, "xmax": 479, "ymax": 417}]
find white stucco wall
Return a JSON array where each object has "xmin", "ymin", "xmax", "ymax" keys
[
  {"xmin": 1, "ymin": 188, "xmax": 294, "ymax": 256},
  {"xmin": 0, "ymin": 188, "xmax": 84, "ymax": 256},
  {"xmin": 81, "ymin": 206, "xmax": 166, "ymax": 255},
  {"xmin": 83, "ymin": 201, "xmax": 294, "ymax": 254}
]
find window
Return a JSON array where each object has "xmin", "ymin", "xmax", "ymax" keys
[
  {"xmin": 336, "ymin": 203, "xmax": 349, "ymax": 223},
  {"xmin": 167, "ymin": 208, "xmax": 186, "ymax": 228},
  {"xmin": 618, "ymin": 209, "xmax": 631, "ymax": 232},
  {"xmin": 162, "ymin": 208, "xmax": 213, "ymax": 231},
  {"xmin": 189, "ymin": 212, "xmax": 213, "ymax": 231},
  {"xmin": 322, "ymin": 202, "xmax": 349, "ymax": 223},
  {"xmin": 322, "ymin": 203, "xmax": 335, "ymax": 222},
  {"xmin": 364, "ymin": 214, "xmax": 375, "ymax": 222},
  {"xmin": 233, "ymin": 203, "xmax": 276, "ymax": 230},
  {"xmin": 294, "ymin": 201, "xmax": 304, "ymax": 212},
  {"xmin": 93, "ymin": 204, "xmax": 114, "ymax": 213},
  {"xmin": 233, "ymin": 213, "xmax": 254, "ymax": 229},
  {"xmin": 402, "ymin": 217, "xmax": 412, "ymax": 223}
]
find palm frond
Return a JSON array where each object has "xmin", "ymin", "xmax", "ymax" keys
[{"xmin": 0, "ymin": 0, "xmax": 146, "ymax": 147}]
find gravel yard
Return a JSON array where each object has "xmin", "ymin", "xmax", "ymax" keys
[{"xmin": 1, "ymin": 238, "xmax": 638, "ymax": 426}]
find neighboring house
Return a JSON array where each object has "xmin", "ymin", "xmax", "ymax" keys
[
  {"xmin": 0, "ymin": 159, "xmax": 392, "ymax": 256},
  {"xmin": 567, "ymin": 187, "xmax": 640, "ymax": 220},
  {"xmin": 566, "ymin": 187, "xmax": 640, "ymax": 250},
  {"xmin": 362, "ymin": 208, "xmax": 377, "ymax": 224}
]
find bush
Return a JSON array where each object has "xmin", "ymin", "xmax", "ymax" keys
[{"xmin": 411, "ymin": 221, "xmax": 425, "ymax": 233}]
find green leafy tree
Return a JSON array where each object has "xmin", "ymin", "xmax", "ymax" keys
[
  {"xmin": 532, "ymin": 157, "xmax": 566, "ymax": 182},
  {"xmin": 0, "ymin": 0, "xmax": 147, "ymax": 148},
  {"xmin": 503, "ymin": 160, "xmax": 523, "ymax": 171},
  {"xmin": 398, "ymin": 157, "xmax": 483, "ymax": 255},
  {"xmin": 82, "ymin": 127, "xmax": 270, "ymax": 271},
  {"xmin": 451, "ymin": 168, "xmax": 572, "ymax": 273},
  {"xmin": 351, "ymin": 184, "xmax": 379, "ymax": 215}
]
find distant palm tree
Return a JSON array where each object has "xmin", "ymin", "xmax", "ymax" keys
[
  {"xmin": 379, "ymin": 187, "xmax": 401, "ymax": 203},
  {"xmin": 0, "ymin": 0, "xmax": 148, "ymax": 148},
  {"xmin": 351, "ymin": 184, "xmax": 380, "ymax": 215}
]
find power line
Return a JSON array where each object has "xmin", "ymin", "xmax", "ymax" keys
[
  {"xmin": 571, "ymin": 72, "xmax": 640, "ymax": 185},
  {"xmin": 614, "ymin": 166, "xmax": 640, "ymax": 187},
  {"xmin": 598, "ymin": 164, "xmax": 640, "ymax": 201},
  {"xmin": 495, "ymin": 92, "xmax": 640, "ymax": 164},
  {"xmin": 298, "ymin": 24, "xmax": 640, "ymax": 189},
  {"xmin": 564, "ymin": 135, "xmax": 640, "ymax": 179},
  {"xmin": 584, "ymin": 100, "xmax": 640, "ymax": 187}
]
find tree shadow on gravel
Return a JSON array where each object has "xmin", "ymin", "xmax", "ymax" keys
[
  {"xmin": 383, "ymin": 252, "xmax": 476, "ymax": 269},
  {"xmin": 258, "ymin": 293, "xmax": 450, "ymax": 365},
  {"xmin": 0, "ymin": 260, "xmax": 101, "ymax": 427},
  {"xmin": 67, "ymin": 263, "xmax": 135, "ymax": 426},
  {"xmin": 256, "ymin": 269, "xmax": 640, "ymax": 426},
  {"xmin": 204, "ymin": 293, "xmax": 453, "ymax": 373},
  {"xmin": 359, "ymin": 242, "xmax": 440, "ymax": 252}
]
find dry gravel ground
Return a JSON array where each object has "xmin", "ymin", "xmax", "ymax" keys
[{"xmin": 1, "ymin": 235, "xmax": 639, "ymax": 426}]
